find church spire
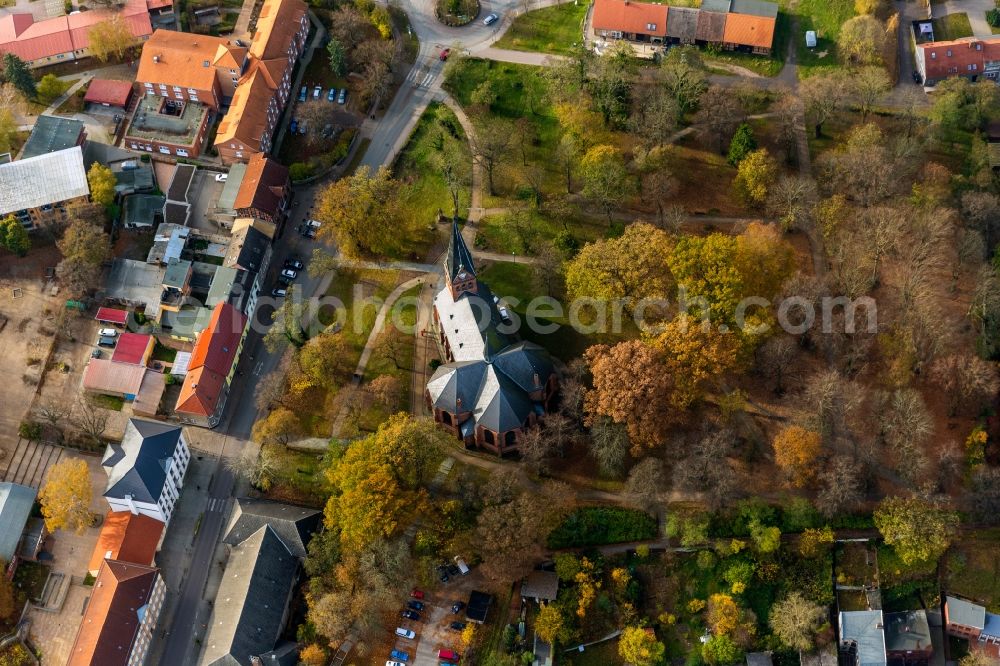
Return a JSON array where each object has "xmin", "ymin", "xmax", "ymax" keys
[{"xmin": 444, "ymin": 220, "xmax": 476, "ymax": 282}]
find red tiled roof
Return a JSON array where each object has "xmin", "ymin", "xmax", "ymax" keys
[
  {"xmin": 96, "ymin": 307, "xmax": 128, "ymax": 325},
  {"xmin": 83, "ymin": 359, "xmax": 146, "ymax": 396},
  {"xmin": 175, "ymin": 302, "xmax": 246, "ymax": 417},
  {"xmin": 919, "ymin": 38, "xmax": 1000, "ymax": 81},
  {"xmin": 722, "ymin": 12, "xmax": 774, "ymax": 49},
  {"xmin": 68, "ymin": 560, "xmax": 159, "ymax": 666},
  {"xmin": 233, "ymin": 153, "xmax": 288, "ymax": 215},
  {"xmin": 592, "ymin": 0, "xmax": 668, "ymax": 37},
  {"xmin": 85, "ymin": 79, "xmax": 134, "ymax": 107},
  {"xmin": 111, "ymin": 333, "xmax": 152, "ymax": 366},
  {"xmin": 146, "ymin": 0, "xmax": 172, "ymax": 9},
  {"xmin": 87, "ymin": 511, "xmax": 164, "ymax": 575}
]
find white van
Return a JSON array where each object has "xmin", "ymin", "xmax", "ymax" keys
[
  {"xmin": 98, "ymin": 328, "xmax": 119, "ymax": 338},
  {"xmin": 454, "ymin": 556, "xmax": 470, "ymax": 575}
]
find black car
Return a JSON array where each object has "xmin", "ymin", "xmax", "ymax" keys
[
  {"xmin": 437, "ymin": 564, "xmax": 450, "ymax": 583},
  {"xmin": 407, "ymin": 600, "xmax": 424, "ymax": 612},
  {"xmin": 447, "ymin": 564, "xmax": 461, "ymax": 577},
  {"xmin": 284, "ymin": 259, "xmax": 304, "ymax": 270},
  {"xmin": 298, "ymin": 225, "xmax": 316, "ymax": 239},
  {"xmin": 451, "ymin": 601, "xmax": 465, "ymax": 614},
  {"xmin": 449, "ymin": 621, "xmax": 467, "ymax": 632},
  {"xmin": 912, "ymin": 70, "xmax": 922, "ymax": 84},
  {"xmin": 401, "ymin": 610, "xmax": 420, "ymax": 621}
]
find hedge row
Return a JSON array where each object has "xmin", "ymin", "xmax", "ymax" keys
[{"xmin": 547, "ymin": 507, "xmax": 657, "ymax": 549}]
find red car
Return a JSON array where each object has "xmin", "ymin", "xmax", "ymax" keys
[
  {"xmin": 439, "ymin": 48, "xmax": 451, "ymax": 61},
  {"xmin": 410, "ymin": 588, "xmax": 425, "ymax": 600},
  {"xmin": 438, "ymin": 649, "xmax": 460, "ymax": 660}
]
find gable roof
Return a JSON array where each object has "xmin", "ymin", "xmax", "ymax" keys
[
  {"xmin": 223, "ymin": 224, "xmax": 269, "ymax": 272},
  {"xmin": 591, "ymin": 0, "xmax": 668, "ymax": 36},
  {"xmin": 102, "ymin": 418, "xmax": 184, "ymax": 504},
  {"xmin": 696, "ymin": 6, "xmax": 728, "ymax": 41},
  {"xmin": 884, "ymin": 610, "xmax": 932, "ymax": 653},
  {"xmin": 83, "ymin": 358, "xmax": 147, "ymax": 396},
  {"xmin": 0, "ymin": 146, "xmax": 89, "ymax": 216},
  {"xmin": 200, "ymin": 525, "xmax": 298, "ymax": 666},
  {"xmin": 0, "ymin": 482, "xmax": 37, "ymax": 563},
  {"xmin": 68, "ymin": 560, "xmax": 159, "ymax": 666},
  {"xmin": 85, "ymin": 79, "xmax": 134, "ymax": 107},
  {"xmin": 21, "ymin": 115, "xmax": 85, "ymax": 159},
  {"xmin": 215, "ymin": 63, "xmax": 275, "ymax": 151},
  {"xmin": 232, "ymin": 154, "xmax": 288, "ymax": 216},
  {"xmin": 700, "ymin": 0, "xmax": 731, "ymax": 10},
  {"xmin": 723, "ymin": 11, "xmax": 775, "ymax": 48},
  {"xmin": 919, "ymin": 38, "xmax": 1000, "ymax": 82},
  {"xmin": 88, "ymin": 510, "xmax": 164, "ymax": 575},
  {"xmin": 222, "ymin": 497, "xmax": 320, "ymax": 558},
  {"xmin": 111, "ymin": 333, "xmax": 153, "ymax": 366},
  {"xmin": 521, "ymin": 570, "xmax": 559, "ymax": 601},
  {"xmin": 248, "ymin": 0, "xmax": 306, "ymax": 61},
  {"xmin": 445, "ymin": 221, "xmax": 476, "ymax": 284},
  {"xmin": 839, "ymin": 611, "xmax": 887, "ymax": 666},
  {"xmin": 175, "ymin": 302, "xmax": 247, "ymax": 417},
  {"xmin": 946, "ymin": 596, "xmax": 986, "ymax": 630},
  {"xmin": 136, "ymin": 29, "xmax": 230, "ymax": 92},
  {"xmin": 730, "ymin": 0, "xmax": 778, "ymax": 18},
  {"xmin": 665, "ymin": 5, "xmax": 698, "ymax": 41}
]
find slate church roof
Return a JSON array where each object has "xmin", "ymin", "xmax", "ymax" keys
[{"xmin": 102, "ymin": 419, "xmax": 183, "ymax": 503}]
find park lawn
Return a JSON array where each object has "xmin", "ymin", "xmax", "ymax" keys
[
  {"xmin": 942, "ymin": 527, "xmax": 1000, "ymax": 612},
  {"xmin": 561, "ymin": 638, "xmax": 626, "ymax": 666},
  {"xmin": 794, "ymin": 0, "xmax": 856, "ymax": 78},
  {"xmin": 395, "ymin": 102, "xmax": 473, "ymax": 225},
  {"xmin": 476, "ymin": 209, "xmax": 609, "ymax": 255},
  {"xmin": 265, "ymin": 444, "xmax": 329, "ymax": 507},
  {"xmin": 322, "ymin": 268, "xmax": 403, "ymax": 358},
  {"xmin": 493, "ymin": 1, "xmax": 589, "ymax": 56},
  {"xmin": 932, "ymin": 12, "xmax": 974, "ymax": 41}
]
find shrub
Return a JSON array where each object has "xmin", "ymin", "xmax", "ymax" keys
[
  {"xmin": 18, "ymin": 421, "xmax": 41, "ymax": 442},
  {"xmin": 988, "ymin": 8, "xmax": 1000, "ymax": 28},
  {"xmin": 289, "ymin": 162, "xmax": 314, "ymax": 181},
  {"xmin": 546, "ymin": 507, "xmax": 657, "ymax": 548}
]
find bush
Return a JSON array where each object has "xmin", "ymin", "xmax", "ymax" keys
[
  {"xmin": 988, "ymin": 8, "xmax": 1000, "ymax": 28},
  {"xmin": 547, "ymin": 507, "xmax": 657, "ymax": 548},
  {"xmin": 289, "ymin": 162, "xmax": 315, "ymax": 181},
  {"xmin": 18, "ymin": 421, "xmax": 41, "ymax": 442}
]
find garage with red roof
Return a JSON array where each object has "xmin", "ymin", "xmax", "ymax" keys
[{"xmin": 84, "ymin": 79, "xmax": 135, "ymax": 108}]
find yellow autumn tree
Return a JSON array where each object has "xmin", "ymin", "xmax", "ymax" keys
[
  {"xmin": 88, "ymin": 14, "xmax": 137, "ymax": 63},
  {"xmin": 773, "ymin": 426, "xmax": 823, "ymax": 487},
  {"xmin": 618, "ymin": 626, "xmax": 666, "ymax": 666},
  {"xmin": 707, "ymin": 593, "xmax": 740, "ymax": 636},
  {"xmin": 251, "ymin": 407, "xmax": 302, "ymax": 446},
  {"xmin": 298, "ymin": 644, "xmax": 327, "ymax": 666},
  {"xmin": 39, "ymin": 458, "xmax": 92, "ymax": 534},
  {"xmin": 651, "ymin": 313, "xmax": 742, "ymax": 412},
  {"xmin": 535, "ymin": 605, "xmax": 564, "ymax": 644},
  {"xmin": 87, "ymin": 162, "xmax": 116, "ymax": 208},
  {"xmin": 733, "ymin": 148, "xmax": 778, "ymax": 206},
  {"xmin": 574, "ymin": 557, "xmax": 601, "ymax": 619}
]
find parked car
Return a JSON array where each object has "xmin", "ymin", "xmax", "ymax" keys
[
  {"xmin": 438, "ymin": 649, "xmax": 460, "ymax": 661},
  {"xmin": 449, "ymin": 621, "xmax": 466, "ymax": 632},
  {"xmin": 447, "ymin": 564, "xmax": 460, "ymax": 577},
  {"xmin": 407, "ymin": 600, "xmax": 424, "ymax": 611},
  {"xmin": 328, "ymin": 87, "xmax": 337, "ymax": 101},
  {"xmin": 280, "ymin": 268, "xmax": 298, "ymax": 280},
  {"xmin": 401, "ymin": 610, "xmax": 420, "ymax": 621},
  {"xmin": 387, "ymin": 661, "xmax": 405, "ymax": 666},
  {"xmin": 410, "ymin": 589, "xmax": 424, "ymax": 600},
  {"xmin": 98, "ymin": 336, "xmax": 116, "ymax": 348},
  {"xmin": 390, "ymin": 649, "xmax": 410, "ymax": 661},
  {"xmin": 453, "ymin": 556, "xmax": 470, "ymax": 575},
  {"xmin": 98, "ymin": 328, "xmax": 118, "ymax": 338},
  {"xmin": 299, "ymin": 225, "xmax": 317, "ymax": 239},
  {"xmin": 439, "ymin": 48, "xmax": 450, "ymax": 61},
  {"xmin": 271, "ymin": 287, "xmax": 287, "ymax": 297},
  {"xmin": 289, "ymin": 119, "xmax": 298, "ymax": 134},
  {"xmin": 313, "ymin": 85, "xmax": 322, "ymax": 99},
  {"xmin": 437, "ymin": 564, "xmax": 450, "ymax": 583},
  {"xmin": 394, "ymin": 627, "xmax": 415, "ymax": 640},
  {"xmin": 284, "ymin": 259, "xmax": 304, "ymax": 270},
  {"xmin": 451, "ymin": 601, "xmax": 465, "ymax": 614},
  {"xmin": 298, "ymin": 122, "xmax": 307, "ymax": 135},
  {"xmin": 483, "ymin": 12, "xmax": 498, "ymax": 25},
  {"xmin": 215, "ymin": 173, "xmax": 227, "ymax": 182},
  {"xmin": 91, "ymin": 348, "xmax": 101, "ymax": 358},
  {"xmin": 306, "ymin": 219, "xmax": 322, "ymax": 229},
  {"xmin": 298, "ymin": 85, "xmax": 307, "ymax": 102},
  {"xmin": 338, "ymin": 88, "xmax": 347, "ymax": 104}
]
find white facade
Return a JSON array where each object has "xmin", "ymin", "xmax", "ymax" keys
[
  {"xmin": 104, "ymin": 431, "xmax": 190, "ymax": 524},
  {"xmin": 127, "ymin": 573, "xmax": 166, "ymax": 666}
]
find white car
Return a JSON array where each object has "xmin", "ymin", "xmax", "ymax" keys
[
  {"xmin": 483, "ymin": 12, "xmax": 498, "ymax": 25},
  {"xmin": 215, "ymin": 173, "xmax": 228, "ymax": 182},
  {"xmin": 280, "ymin": 268, "xmax": 298, "ymax": 280},
  {"xmin": 98, "ymin": 328, "xmax": 118, "ymax": 338},
  {"xmin": 305, "ymin": 219, "xmax": 322, "ymax": 229},
  {"xmin": 387, "ymin": 662, "xmax": 406, "ymax": 666},
  {"xmin": 394, "ymin": 627, "xmax": 415, "ymax": 640}
]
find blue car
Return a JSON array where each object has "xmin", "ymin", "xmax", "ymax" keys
[
  {"xmin": 298, "ymin": 86, "xmax": 307, "ymax": 102},
  {"xmin": 390, "ymin": 650, "xmax": 409, "ymax": 661},
  {"xmin": 289, "ymin": 119, "xmax": 297, "ymax": 134},
  {"xmin": 327, "ymin": 87, "xmax": 337, "ymax": 102}
]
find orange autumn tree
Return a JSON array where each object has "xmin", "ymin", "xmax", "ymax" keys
[{"xmin": 772, "ymin": 425, "xmax": 823, "ymax": 487}]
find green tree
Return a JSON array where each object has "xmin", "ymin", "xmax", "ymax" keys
[
  {"xmin": 2, "ymin": 53, "xmax": 35, "ymax": 99},
  {"xmin": 327, "ymin": 37, "xmax": 347, "ymax": 77},
  {"xmin": 750, "ymin": 520, "xmax": 781, "ymax": 553},
  {"xmin": 470, "ymin": 80, "xmax": 497, "ymax": 111},
  {"xmin": 658, "ymin": 45, "xmax": 707, "ymax": 123},
  {"xmin": 315, "ymin": 165, "xmax": 406, "ymax": 258},
  {"xmin": 579, "ymin": 144, "xmax": 633, "ymax": 225},
  {"xmin": 618, "ymin": 626, "xmax": 665, "ymax": 666},
  {"xmin": 0, "ymin": 216, "xmax": 30, "ymax": 256},
  {"xmin": 87, "ymin": 14, "xmax": 137, "ymax": 63},
  {"xmin": 87, "ymin": 162, "xmax": 117, "ymax": 208},
  {"xmin": 36, "ymin": 73, "xmax": 68, "ymax": 104},
  {"xmin": 702, "ymin": 635, "xmax": 742, "ymax": 666},
  {"xmin": 733, "ymin": 148, "xmax": 777, "ymax": 207},
  {"xmin": 873, "ymin": 495, "xmax": 959, "ymax": 565},
  {"xmin": 727, "ymin": 123, "xmax": 757, "ymax": 166}
]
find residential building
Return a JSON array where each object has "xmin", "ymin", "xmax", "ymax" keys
[
  {"xmin": 884, "ymin": 610, "xmax": 933, "ymax": 664},
  {"xmin": 521, "ymin": 570, "xmax": 559, "ymax": 603},
  {"xmin": 175, "ymin": 301, "xmax": 249, "ymax": 428},
  {"xmin": 84, "ymin": 79, "xmax": 136, "ymax": 109},
  {"xmin": 102, "ymin": 418, "xmax": 190, "ymax": 524},
  {"xmin": 0, "ymin": 146, "xmax": 89, "ymax": 230},
  {"xmin": 133, "ymin": 0, "xmax": 308, "ymax": 163},
  {"xmin": 123, "ymin": 91, "xmax": 212, "ymax": 159},
  {"xmin": 746, "ymin": 654, "xmax": 774, "ymax": 666},
  {"xmin": 839, "ymin": 610, "xmax": 887, "ymax": 666},
  {"xmin": 67, "ymin": 560, "xmax": 165, "ymax": 666},
  {"xmin": 232, "ymin": 153, "xmax": 290, "ymax": 224},
  {"xmin": 426, "ymin": 223, "xmax": 557, "ymax": 456},
  {"xmin": 199, "ymin": 525, "xmax": 301, "ymax": 666},
  {"xmin": 20, "ymin": 115, "xmax": 86, "ymax": 160},
  {"xmin": 945, "ymin": 596, "xmax": 1000, "ymax": 659},
  {"xmin": 914, "ymin": 36, "xmax": 1000, "ymax": 86},
  {"xmin": 467, "ymin": 590, "xmax": 493, "ymax": 624},
  {"xmin": 111, "ymin": 333, "xmax": 156, "ymax": 366},
  {"xmin": 0, "ymin": 482, "xmax": 43, "ymax": 569},
  {"xmin": 0, "ymin": 0, "xmax": 152, "ymax": 69},
  {"xmin": 591, "ymin": 0, "xmax": 778, "ymax": 54},
  {"xmin": 222, "ymin": 497, "xmax": 321, "ymax": 559},
  {"xmin": 87, "ymin": 510, "xmax": 164, "ymax": 576}
]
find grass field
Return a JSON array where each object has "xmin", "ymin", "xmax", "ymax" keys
[
  {"xmin": 703, "ymin": 11, "xmax": 790, "ymax": 77},
  {"xmin": 932, "ymin": 12, "xmax": 974, "ymax": 41},
  {"xmin": 795, "ymin": 0, "xmax": 856, "ymax": 78},
  {"xmin": 493, "ymin": 1, "xmax": 589, "ymax": 56}
]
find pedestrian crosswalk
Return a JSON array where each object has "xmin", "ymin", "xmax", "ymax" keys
[
  {"xmin": 206, "ymin": 497, "xmax": 227, "ymax": 512},
  {"xmin": 406, "ymin": 67, "xmax": 438, "ymax": 89}
]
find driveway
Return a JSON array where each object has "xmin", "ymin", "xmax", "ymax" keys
[
  {"xmin": 932, "ymin": 0, "xmax": 994, "ymax": 39},
  {"xmin": 186, "ymin": 170, "xmax": 227, "ymax": 235}
]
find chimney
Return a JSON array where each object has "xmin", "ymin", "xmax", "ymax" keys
[
  {"xmin": 456, "ymin": 397, "xmax": 462, "ymax": 410},
  {"xmin": 153, "ymin": 55, "xmax": 160, "ymax": 63}
]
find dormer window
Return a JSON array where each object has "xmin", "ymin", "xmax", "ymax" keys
[
  {"xmin": 202, "ymin": 60, "xmax": 210, "ymax": 67},
  {"xmin": 646, "ymin": 23, "xmax": 656, "ymax": 31}
]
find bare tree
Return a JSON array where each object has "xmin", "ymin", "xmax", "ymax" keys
[
  {"xmin": 519, "ymin": 425, "xmax": 557, "ymax": 475},
  {"xmin": 755, "ymin": 336, "xmax": 799, "ymax": 395},
  {"xmin": 469, "ymin": 117, "xmax": 513, "ymax": 196},
  {"xmin": 803, "ymin": 370, "xmax": 864, "ymax": 442},
  {"xmin": 624, "ymin": 458, "xmax": 664, "ymax": 509},
  {"xmin": 961, "ymin": 191, "xmax": 1000, "ymax": 253},
  {"xmin": 587, "ymin": 417, "xmax": 629, "ymax": 478},
  {"xmin": 255, "ymin": 368, "xmax": 287, "ymax": 412},
  {"xmin": 929, "ymin": 354, "xmax": 1000, "ymax": 416},
  {"xmin": 816, "ymin": 455, "xmax": 864, "ymax": 518},
  {"xmin": 672, "ymin": 430, "xmax": 738, "ymax": 509},
  {"xmin": 971, "ymin": 467, "xmax": 1000, "ymax": 524},
  {"xmin": 801, "ymin": 71, "xmax": 854, "ymax": 138},
  {"xmin": 225, "ymin": 445, "xmax": 277, "ymax": 490},
  {"xmin": 35, "ymin": 400, "xmax": 69, "ymax": 442},
  {"xmin": 693, "ymin": 85, "xmax": 743, "ymax": 154},
  {"xmin": 766, "ymin": 174, "xmax": 817, "ymax": 232},
  {"xmin": 74, "ymin": 398, "xmax": 109, "ymax": 444}
]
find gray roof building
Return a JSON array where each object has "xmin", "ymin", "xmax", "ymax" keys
[
  {"xmin": 167, "ymin": 163, "xmax": 196, "ymax": 203},
  {"xmin": 444, "ymin": 220, "xmax": 477, "ymax": 286},
  {"xmin": 521, "ymin": 570, "xmax": 559, "ymax": 602},
  {"xmin": 0, "ymin": 482, "xmax": 37, "ymax": 563},
  {"xmin": 746, "ymin": 653, "xmax": 773, "ymax": 666},
  {"xmin": 840, "ymin": 610, "xmax": 887, "ymax": 666},
  {"xmin": 200, "ymin": 525, "xmax": 299, "ymax": 666},
  {"xmin": 730, "ymin": 0, "xmax": 778, "ymax": 18},
  {"xmin": 884, "ymin": 610, "xmax": 933, "ymax": 655},
  {"xmin": 0, "ymin": 146, "xmax": 89, "ymax": 216},
  {"xmin": 222, "ymin": 498, "xmax": 320, "ymax": 559},
  {"xmin": 223, "ymin": 225, "xmax": 269, "ymax": 273},
  {"xmin": 216, "ymin": 163, "xmax": 248, "ymax": 212},
  {"xmin": 103, "ymin": 419, "xmax": 184, "ymax": 505},
  {"xmin": 115, "ymin": 164, "xmax": 156, "ymax": 196},
  {"xmin": 946, "ymin": 596, "xmax": 986, "ymax": 631},
  {"xmin": 123, "ymin": 194, "xmax": 165, "ymax": 228},
  {"xmin": 696, "ymin": 6, "xmax": 729, "ymax": 41},
  {"xmin": 21, "ymin": 115, "xmax": 85, "ymax": 160},
  {"xmin": 666, "ymin": 5, "xmax": 698, "ymax": 42},
  {"xmin": 700, "ymin": 0, "xmax": 731, "ymax": 11}
]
